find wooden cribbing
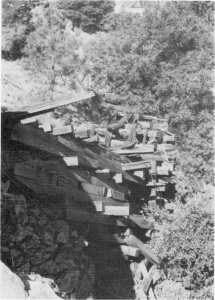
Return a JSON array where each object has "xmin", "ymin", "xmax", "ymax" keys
[
  {"xmin": 59, "ymin": 136, "xmax": 122, "ymax": 173},
  {"xmin": 11, "ymin": 124, "xmax": 99, "ymax": 169}
]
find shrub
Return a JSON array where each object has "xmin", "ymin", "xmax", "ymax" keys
[{"xmin": 150, "ymin": 186, "xmax": 214, "ymax": 291}]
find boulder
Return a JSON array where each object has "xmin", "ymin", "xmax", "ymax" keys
[{"xmin": 0, "ymin": 261, "xmax": 26, "ymax": 299}]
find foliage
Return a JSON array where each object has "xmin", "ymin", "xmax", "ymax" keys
[
  {"xmin": 86, "ymin": 2, "xmax": 214, "ymax": 182},
  {"xmin": 150, "ymin": 187, "xmax": 214, "ymax": 291},
  {"xmin": 2, "ymin": 0, "xmax": 38, "ymax": 59},
  {"xmin": 23, "ymin": 4, "xmax": 91, "ymax": 97},
  {"xmin": 57, "ymin": 0, "xmax": 115, "ymax": 33}
]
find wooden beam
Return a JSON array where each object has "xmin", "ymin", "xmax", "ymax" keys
[
  {"xmin": 121, "ymin": 161, "xmax": 151, "ymax": 171},
  {"xmin": 39, "ymin": 124, "xmax": 52, "ymax": 132},
  {"xmin": 66, "ymin": 207, "xmax": 128, "ymax": 227},
  {"xmin": 142, "ymin": 265, "xmax": 156, "ymax": 294},
  {"xmin": 140, "ymin": 115, "xmax": 167, "ymax": 122},
  {"xmin": 157, "ymin": 144, "xmax": 173, "ymax": 151},
  {"xmin": 163, "ymin": 135, "xmax": 175, "ymax": 143},
  {"xmin": 113, "ymin": 146, "xmax": 154, "ymax": 155},
  {"xmin": 120, "ymin": 245, "xmax": 140, "ymax": 257},
  {"xmin": 11, "ymin": 124, "xmax": 99, "ymax": 169},
  {"xmin": 18, "ymin": 91, "xmax": 95, "ymax": 116},
  {"xmin": 113, "ymin": 173, "xmax": 123, "ymax": 183},
  {"xmin": 107, "ymin": 114, "xmax": 133, "ymax": 131},
  {"xmin": 63, "ymin": 156, "xmax": 79, "ymax": 167},
  {"xmin": 124, "ymin": 235, "xmax": 159, "ymax": 265},
  {"xmin": 52, "ymin": 125, "xmax": 73, "ymax": 135},
  {"xmin": 20, "ymin": 116, "xmax": 38, "ymax": 124},
  {"xmin": 102, "ymin": 204, "xmax": 130, "ymax": 216},
  {"xmin": 81, "ymin": 182, "xmax": 106, "ymax": 197},
  {"xmin": 128, "ymin": 215, "xmax": 154, "ymax": 230},
  {"xmin": 66, "ymin": 187, "xmax": 129, "ymax": 208},
  {"xmin": 58, "ymin": 136, "xmax": 122, "ymax": 173}
]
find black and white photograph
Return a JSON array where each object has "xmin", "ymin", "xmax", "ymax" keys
[{"xmin": 1, "ymin": 0, "xmax": 214, "ymax": 299}]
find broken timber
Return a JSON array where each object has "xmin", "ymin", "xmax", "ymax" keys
[{"xmin": 17, "ymin": 91, "xmax": 95, "ymax": 117}]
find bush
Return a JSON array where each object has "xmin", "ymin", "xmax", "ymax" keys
[{"xmin": 150, "ymin": 186, "xmax": 214, "ymax": 291}]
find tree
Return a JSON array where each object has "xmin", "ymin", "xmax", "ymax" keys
[
  {"xmin": 86, "ymin": 2, "xmax": 214, "ymax": 181},
  {"xmin": 57, "ymin": 0, "xmax": 115, "ymax": 34},
  {"xmin": 23, "ymin": 4, "xmax": 91, "ymax": 100},
  {"xmin": 2, "ymin": 0, "xmax": 39, "ymax": 59}
]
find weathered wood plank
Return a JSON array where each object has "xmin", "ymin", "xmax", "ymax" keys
[
  {"xmin": 52, "ymin": 125, "xmax": 73, "ymax": 135},
  {"xmin": 81, "ymin": 182, "xmax": 106, "ymax": 197},
  {"xmin": 58, "ymin": 136, "xmax": 122, "ymax": 173},
  {"xmin": 125, "ymin": 235, "xmax": 159, "ymax": 265},
  {"xmin": 66, "ymin": 207, "xmax": 128, "ymax": 227},
  {"xmin": 113, "ymin": 145, "xmax": 154, "ymax": 155},
  {"xmin": 11, "ymin": 124, "xmax": 99, "ymax": 169},
  {"xmin": 39, "ymin": 123, "xmax": 52, "ymax": 132},
  {"xmin": 21, "ymin": 116, "xmax": 38, "ymax": 124},
  {"xmin": 18, "ymin": 91, "xmax": 95, "ymax": 116},
  {"xmin": 121, "ymin": 161, "xmax": 151, "ymax": 171},
  {"xmin": 63, "ymin": 156, "xmax": 79, "ymax": 167},
  {"xmin": 103, "ymin": 204, "xmax": 130, "ymax": 216},
  {"xmin": 163, "ymin": 135, "xmax": 175, "ymax": 143},
  {"xmin": 157, "ymin": 144, "xmax": 173, "ymax": 151},
  {"xmin": 129, "ymin": 215, "xmax": 154, "ymax": 230},
  {"xmin": 67, "ymin": 187, "xmax": 129, "ymax": 208},
  {"xmin": 113, "ymin": 173, "xmax": 123, "ymax": 183},
  {"xmin": 108, "ymin": 114, "xmax": 133, "ymax": 131},
  {"xmin": 142, "ymin": 265, "xmax": 156, "ymax": 294},
  {"xmin": 120, "ymin": 245, "xmax": 140, "ymax": 257}
]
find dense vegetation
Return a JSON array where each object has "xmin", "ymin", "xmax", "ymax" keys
[{"xmin": 2, "ymin": 0, "xmax": 214, "ymax": 295}]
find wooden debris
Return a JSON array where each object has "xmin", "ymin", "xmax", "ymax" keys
[
  {"xmin": 39, "ymin": 123, "xmax": 52, "ymax": 132},
  {"xmin": 107, "ymin": 114, "xmax": 133, "ymax": 131},
  {"xmin": 119, "ymin": 245, "xmax": 140, "ymax": 257},
  {"xmin": 21, "ymin": 116, "xmax": 38, "ymax": 124},
  {"xmin": 18, "ymin": 91, "xmax": 95, "ymax": 116},
  {"xmin": 142, "ymin": 265, "xmax": 156, "ymax": 294},
  {"xmin": 52, "ymin": 125, "xmax": 73, "ymax": 135},
  {"xmin": 113, "ymin": 173, "xmax": 123, "ymax": 183},
  {"xmin": 124, "ymin": 235, "xmax": 159, "ymax": 265},
  {"xmin": 63, "ymin": 156, "xmax": 79, "ymax": 167},
  {"xmin": 103, "ymin": 204, "xmax": 130, "ymax": 216},
  {"xmin": 121, "ymin": 161, "xmax": 151, "ymax": 171},
  {"xmin": 113, "ymin": 145, "xmax": 154, "ymax": 155}
]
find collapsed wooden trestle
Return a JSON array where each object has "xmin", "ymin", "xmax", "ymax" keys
[{"xmin": 2, "ymin": 91, "xmax": 176, "ymax": 294}]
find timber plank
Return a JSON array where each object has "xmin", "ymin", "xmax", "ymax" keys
[
  {"xmin": 121, "ymin": 161, "xmax": 151, "ymax": 171},
  {"xmin": 66, "ymin": 208, "xmax": 128, "ymax": 227},
  {"xmin": 124, "ymin": 235, "xmax": 159, "ymax": 265},
  {"xmin": 11, "ymin": 124, "xmax": 99, "ymax": 169},
  {"xmin": 103, "ymin": 204, "xmax": 130, "ymax": 216},
  {"xmin": 142, "ymin": 265, "xmax": 156, "ymax": 294},
  {"xmin": 81, "ymin": 182, "xmax": 106, "ymax": 197},
  {"xmin": 63, "ymin": 156, "xmax": 79, "ymax": 166},
  {"xmin": 107, "ymin": 114, "xmax": 133, "ymax": 131},
  {"xmin": 119, "ymin": 245, "xmax": 140, "ymax": 257},
  {"xmin": 58, "ymin": 136, "xmax": 122, "ymax": 173},
  {"xmin": 157, "ymin": 144, "xmax": 173, "ymax": 151},
  {"xmin": 113, "ymin": 145, "xmax": 154, "ymax": 155},
  {"xmin": 52, "ymin": 125, "xmax": 73, "ymax": 135},
  {"xmin": 18, "ymin": 91, "xmax": 95, "ymax": 116}
]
